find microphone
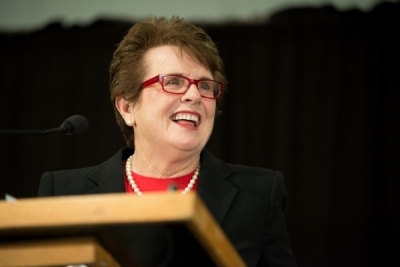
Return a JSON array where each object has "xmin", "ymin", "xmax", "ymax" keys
[
  {"xmin": 59, "ymin": 115, "xmax": 88, "ymax": 135},
  {"xmin": 0, "ymin": 115, "xmax": 88, "ymax": 136}
]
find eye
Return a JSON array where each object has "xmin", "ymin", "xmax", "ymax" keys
[
  {"xmin": 198, "ymin": 81, "xmax": 213, "ymax": 91},
  {"xmin": 164, "ymin": 77, "xmax": 182, "ymax": 86}
]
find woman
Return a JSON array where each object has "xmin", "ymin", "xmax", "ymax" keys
[{"xmin": 39, "ymin": 16, "xmax": 296, "ymax": 267}]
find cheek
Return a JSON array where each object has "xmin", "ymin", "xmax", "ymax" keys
[
  {"xmin": 138, "ymin": 92, "xmax": 171, "ymax": 125},
  {"xmin": 205, "ymin": 101, "xmax": 217, "ymax": 120},
  {"xmin": 203, "ymin": 102, "xmax": 216, "ymax": 131},
  {"xmin": 206, "ymin": 116, "xmax": 215, "ymax": 132}
]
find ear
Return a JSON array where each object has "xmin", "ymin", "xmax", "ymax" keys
[{"xmin": 115, "ymin": 95, "xmax": 135, "ymax": 126}]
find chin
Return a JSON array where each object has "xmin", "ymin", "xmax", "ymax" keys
[{"xmin": 172, "ymin": 140, "xmax": 204, "ymax": 153}]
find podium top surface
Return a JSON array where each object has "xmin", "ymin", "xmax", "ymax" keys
[
  {"xmin": 0, "ymin": 192, "xmax": 198, "ymax": 233},
  {"xmin": 0, "ymin": 192, "xmax": 246, "ymax": 267}
]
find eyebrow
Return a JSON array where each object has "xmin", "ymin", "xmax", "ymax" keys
[{"xmin": 165, "ymin": 73, "xmax": 214, "ymax": 80}]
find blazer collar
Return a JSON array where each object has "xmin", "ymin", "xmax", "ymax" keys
[{"xmin": 84, "ymin": 147, "xmax": 238, "ymax": 225}]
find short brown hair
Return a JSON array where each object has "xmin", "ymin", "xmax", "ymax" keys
[{"xmin": 110, "ymin": 16, "xmax": 226, "ymax": 148}]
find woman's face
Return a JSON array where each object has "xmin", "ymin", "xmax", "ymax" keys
[{"xmin": 129, "ymin": 45, "xmax": 216, "ymax": 155}]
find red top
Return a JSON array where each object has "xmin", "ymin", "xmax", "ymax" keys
[{"xmin": 123, "ymin": 161, "xmax": 198, "ymax": 194}]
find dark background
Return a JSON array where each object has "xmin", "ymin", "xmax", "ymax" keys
[{"xmin": 1, "ymin": 2, "xmax": 399, "ymax": 266}]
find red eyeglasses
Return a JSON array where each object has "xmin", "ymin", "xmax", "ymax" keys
[{"xmin": 140, "ymin": 74, "xmax": 225, "ymax": 99}]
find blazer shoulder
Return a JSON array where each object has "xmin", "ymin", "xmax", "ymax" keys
[
  {"xmin": 38, "ymin": 165, "xmax": 98, "ymax": 196},
  {"xmin": 51, "ymin": 165, "xmax": 98, "ymax": 178},
  {"xmin": 226, "ymin": 163, "xmax": 287, "ymax": 199},
  {"xmin": 228, "ymin": 163, "xmax": 284, "ymax": 186},
  {"xmin": 228, "ymin": 163, "xmax": 279, "ymax": 177},
  {"xmin": 38, "ymin": 147, "xmax": 132, "ymax": 196}
]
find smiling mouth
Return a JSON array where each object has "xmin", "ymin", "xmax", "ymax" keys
[{"xmin": 171, "ymin": 113, "xmax": 200, "ymax": 127}]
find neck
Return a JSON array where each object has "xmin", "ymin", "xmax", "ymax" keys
[{"xmin": 130, "ymin": 146, "xmax": 201, "ymax": 178}]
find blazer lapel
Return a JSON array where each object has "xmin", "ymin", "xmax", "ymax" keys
[
  {"xmin": 197, "ymin": 149, "xmax": 238, "ymax": 225},
  {"xmin": 85, "ymin": 148, "xmax": 132, "ymax": 194}
]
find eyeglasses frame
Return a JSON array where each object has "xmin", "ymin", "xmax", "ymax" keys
[{"xmin": 140, "ymin": 74, "xmax": 225, "ymax": 99}]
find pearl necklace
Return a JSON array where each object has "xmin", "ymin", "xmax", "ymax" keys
[{"xmin": 125, "ymin": 155, "xmax": 200, "ymax": 196}]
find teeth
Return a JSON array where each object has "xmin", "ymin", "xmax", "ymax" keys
[{"xmin": 172, "ymin": 113, "xmax": 199, "ymax": 125}]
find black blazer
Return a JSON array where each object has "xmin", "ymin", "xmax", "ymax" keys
[{"xmin": 38, "ymin": 148, "xmax": 296, "ymax": 267}]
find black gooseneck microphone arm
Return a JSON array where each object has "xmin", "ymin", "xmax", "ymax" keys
[
  {"xmin": 0, "ymin": 115, "xmax": 88, "ymax": 136},
  {"xmin": 0, "ymin": 128, "xmax": 61, "ymax": 136}
]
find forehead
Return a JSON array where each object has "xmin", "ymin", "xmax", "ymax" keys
[{"xmin": 143, "ymin": 45, "xmax": 211, "ymax": 78}]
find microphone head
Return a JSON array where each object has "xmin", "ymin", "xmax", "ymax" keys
[{"xmin": 60, "ymin": 115, "xmax": 88, "ymax": 135}]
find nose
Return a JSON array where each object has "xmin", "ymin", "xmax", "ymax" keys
[{"xmin": 181, "ymin": 83, "xmax": 201, "ymax": 104}]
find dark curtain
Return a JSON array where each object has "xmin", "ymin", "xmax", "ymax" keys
[{"xmin": 0, "ymin": 2, "xmax": 398, "ymax": 266}]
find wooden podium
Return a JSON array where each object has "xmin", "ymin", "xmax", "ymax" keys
[{"xmin": 0, "ymin": 192, "xmax": 246, "ymax": 267}]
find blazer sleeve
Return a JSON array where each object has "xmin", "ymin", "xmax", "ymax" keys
[
  {"xmin": 38, "ymin": 171, "xmax": 55, "ymax": 196},
  {"xmin": 258, "ymin": 171, "xmax": 297, "ymax": 267}
]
